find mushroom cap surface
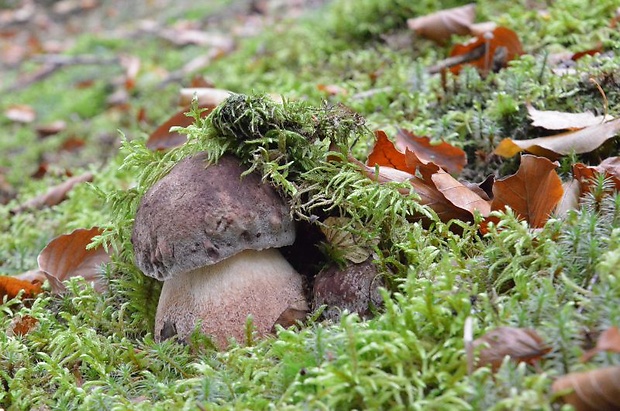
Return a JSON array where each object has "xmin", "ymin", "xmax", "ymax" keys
[{"xmin": 132, "ymin": 153, "xmax": 295, "ymax": 281}]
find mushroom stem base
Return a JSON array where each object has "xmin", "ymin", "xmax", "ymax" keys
[{"xmin": 154, "ymin": 248, "xmax": 307, "ymax": 348}]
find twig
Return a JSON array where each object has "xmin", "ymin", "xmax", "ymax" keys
[
  {"xmin": 427, "ymin": 44, "xmax": 486, "ymax": 74},
  {"xmin": 3, "ymin": 54, "xmax": 120, "ymax": 93},
  {"xmin": 350, "ymin": 87, "xmax": 393, "ymax": 100}
]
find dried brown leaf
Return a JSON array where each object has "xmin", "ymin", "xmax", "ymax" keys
[
  {"xmin": 5, "ymin": 104, "xmax": 36, "ymax": 123},
  {"xmin": 0, "ymin": 276, "xmax": 42, "ymax": 301},
  {"xmin": 573, "ymin": 160, "xmax": 620, "ymax": 197},
  {"xmin": 146, "ymin": 105, "xmax": 215, "ymax": 151},
  {"xmin": 448, "ymin": 27, "xmax": 523, "ymax": 75},
  {"xmin": 527, "ymin": 103, "xmax": 613, "ymax": 130},
  {"xmin": 395, "ymin": 129, "xmax": 467, "ymax": 174},
  {"xmin": 407, "ymin": 4, "xmax": 476, "ymax": 44},
  {"xmin": 8, "ymin": 314, "xmax": 39, "ymax": 337},
  {"xmin": 11, "ymin": 172, "xmax": 94, "ymax": 213},
  {"xmin": 36, "ymin": 120, "xmax": 67, "ymax": 138},
  {"xmin": 491, "ymin": 155, "xmax": 564, "ymax": 228},
  {"xmin": 581, "ymin": 327, "xmax": 620, "ymax": 363},
  {"xmin": 495, "ymin": 118, "xmax": 620, "ymax": 158},
  {"xmin": 554, "ymin": 179, "xmax": 581, "ymax": 218},
  {"xmin": 37, "ymin": 227, "xmax": 111, "ymax": 294},
  {"xmin": 474, "ymin": 326, "xmax": 551, "ymax": 371},
  {"xmin": 178, "ymin": 87, "xmax": 232, "ymax": 107},
  {"xmin": 430, "ymin": 168, "xmax": 491, "ymax": 216},
  {"xmin": 552, "ymin": 365, "xmax": 620, "ymax": 411},
  {"xmin": 367, "ymin": 130, "xmax": 417, "ymax": 174},
  {"xmin": 364, "ymin": 132, "xmax": 489, "ymax": 221}
]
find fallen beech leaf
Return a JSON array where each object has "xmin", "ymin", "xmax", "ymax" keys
[
  {"xmin": 178, "ymin": 87, "xmax": 232, "ymax": 107},
  {"xmin": 449, "ymin": 27, "xmax": 523, "ymax": 75},
  {"xmin": 461, "ymin": 175, "xmax": 494, "ymax": 201},
  {"xmin": 8, "ymin": 314, "xmax": 39, "ymax": 336},
  {"xmin": 495, "ymin": 118, "xmax": 620, "ymax": 159},
  {"xmin": 467, "ymin": 21, "xmax": 498, "ymax": 36},
  {"xmin": 363, "ymin": 133, "xmax": 488, "ymax": 221},
  {"xmin": 0, "ymin": 276, "xmax": 42, "ymax": 301},
  {"xmin": 491, "ymin": 155, "xmax": 564, "ymax": 228},
  {"xmin": 146, "ymin": 105, "xmax": 215, "ymax": 151},
  {"xmin": 367, "ymin": 130, "xmax": 417, "ymax": 174},
  {"xmin": 36, "ymin": 120, "xmax": 67, "ymax": 138},
  {"xmin": 598, "ymin": 156, "xmax": 620, "ymax": 177},
  {"xmin": 14, "ymin": 269, "xmax": 47, "ymax": 285},
  {"xmin": 527, "ymin": 103, "xmax": 613, "ymax": 130},
  {"xmin": 407, "ymin": 4, "xmax": 476, "ymax": 44},
  {"xmin": 581, "ymin": 326, "xmax": 620, "ymax": 363},
  {"xmin": 0, "ymin": 173, "xmax": 16, "ymax": 205},
  {"xmin": 573, "ymin": 158, "xmax": 620, "ymax": 196},
  {"xmin": 59, "ymin": 136, "xmax": 86, "ymax": 152},
  {"xmin": 554, "ymin": 179, "xmax": 581, "ymax": 218},
  {"xmin": 38, "ymin": 227, "xmax": 111, "ymax": 293},
  {"xmin": 120, "ymin": 55, "xmax": 141, "ymax": 91},
  {"xmin": 474, "ymin": 326, "xmax": 551, "ymax": 371},
  {"xmin": 355, "ymin": 154, "xmax": 472, "ymax": 222},
  {"xmin": 430, "ymin": 167, "xmax": 491, "ymax": 216},
  {"xmin": 5, "ymin": 104, "xmax": 36, "ymax": 123},
  {"xmin": 395, "ymin": 129, "xmax": 467, "ymax": 174},
  {"xmin": 552, "ymin": 365, "xmax": 620, "ymax": 411},
  {"xmin": 11, "ymin": 172, "xmax": 94, "ymax": 213},
  {"xmin": 271, "ymin": 307, "xmax": 309, "ymax": 333},
  {"xmin": 317, "ymin": 84, "xmax": 348, "ymax": 96},
  {"xmin": 320, "ymin": 217, "xmax": 377, "ymax": 264}
]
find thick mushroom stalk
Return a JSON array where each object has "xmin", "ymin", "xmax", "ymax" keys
[
  {"xmin": 156, "ymin": 248, "xmax": 306, "ymax": 347},
  {"xmin": 132, "ymin": 153, "xmax": 307, "ymax": 348}
]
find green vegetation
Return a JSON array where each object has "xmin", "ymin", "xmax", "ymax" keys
[{"xmin": 2, "ymin": 0, "xmax": 620, "ymax": 409}]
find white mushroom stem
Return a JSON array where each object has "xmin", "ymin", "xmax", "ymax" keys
[{"xmin": 154, "ymin": 248, "xmax": 307, "ymax": 348}]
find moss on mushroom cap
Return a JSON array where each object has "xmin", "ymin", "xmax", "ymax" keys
[{"xmin": 131, "ymin": 153, "xmax": 295, "ymax": 281}]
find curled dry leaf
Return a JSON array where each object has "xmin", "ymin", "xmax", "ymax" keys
[
  {"xmin": 490, "ymin": 155, "xmax": 564, "ymax": 228},
  {"xmin": 367, "ymin": 130, "xmax": 417, "ymax": 174},
  {"xmin": 320, "ymin": 216, "xmax": 377, "ymax": 264},
  {"xmin": 407, "ymin": 4, "xmax": 476, "ymax": 44},
  {"xmin": 448, "ymin": 27, "xmax": 523, "ymax": 75},
  {"xmin": 8, "ymin": 314, "xmax": 39, "ymax": 337},
  {"xmin": 178, "ymin": 87, "xmax": 232, "ymax": 107},
  {"xmin": 527, "ymin": 103, "xmax": 614, "ymax": 131},
  {"xmin": 37, "ymin": 227, "xmax": 111, "ymax": 294},
  {"xmin": 554, "ymin": 179, "xmax": 581, "ymax": 218},
  {"xmin": 363, "ymin": 131, "xmax": 489, "ymax": 222},
  {"xmin": 495, "ymin": 118, "xmax": 620, "ymax": 159},
  {"xmin": 0, "ymin": 276, "xmax": 42, "ymax": 301},
  {"xmin": 395, "ymin": 129, "xmax": 467, "ymax": 174},
  {"xmin": 14, "ymin": 269, "xmax": 47, "ymax": 285},
  {"xmin": 573, "ymin": 157, "xmax": 620, "ymax": 196},
  {"xmin": 11, "ymin": 172, "xmax": 94, "ymax": 213},
  {"xmin": 429, "ymin": 167, "xmax": 491, "ymax": 216},
  {"xmin": 120, "ymin": 54, "xmax": 141, "ymax": 91},
  {"xmin": 146, "ymin": 105, "xmax": 215, "ymax": 151},
  {"xmin": 474, "ymin": 326, "xmax": 551, "ymax": 371},
  {"xmin": 271, "ymin": 307, "xmax": 310, "ymax": 333},
  {"xmin": 4, "ymin": 104, "xmax": 36, "ymax": 123},
  {"xmin": 581, "ymin": 326, "xmax": 620, "ymax": 363},
  {"xmin": 552, "ymin": 365, "xmax": 620, "ymax": 411},
  {"xmin": 36, "ymin": 120, "xmax": 67, "ymax": 138},
  {"xmin": 317, "ymin": 84, "xmax": 348, "ymax": 96}
]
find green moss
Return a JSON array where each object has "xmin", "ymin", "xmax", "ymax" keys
[{"xmin": 2, "ymin": 0, "xmax": 620, "ymax": 408}]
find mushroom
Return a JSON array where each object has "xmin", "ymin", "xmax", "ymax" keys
[
  {"xmin": 312, "ymin": 258, "xmax": 384, "ymax": 321},
  {"xmin": 131, "ymin": 153, "xmax": 307, "ymax": 348}
]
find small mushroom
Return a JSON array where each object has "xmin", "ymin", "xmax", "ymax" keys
[
  {"xmin": 131, "ymin": 153, "xmax": 307, "ymax": 348},
  {"xmin": 312, "ymin": 258, "xmax": 385, "ymax": 321}
]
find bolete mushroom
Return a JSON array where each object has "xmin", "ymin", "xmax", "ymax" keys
[{"xmin": 131, "ymin": 153, "xmax": 307, "ymax": 348}]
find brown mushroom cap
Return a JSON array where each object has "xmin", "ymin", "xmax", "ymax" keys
[{"xmin": 131, "ymin": 153, "xmax": 295, "ymax": 281}]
